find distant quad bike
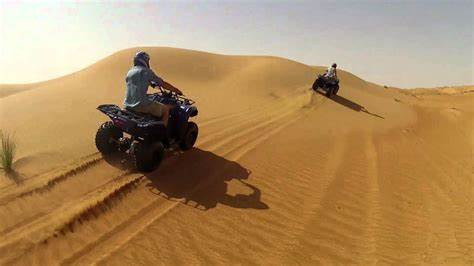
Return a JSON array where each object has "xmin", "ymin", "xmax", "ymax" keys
[
  {"xmin": 312, "ymin": 74, "xmax": 339, "ymax": 98},
  {"xmin": 95, "ymin": 86, "xmax": 198, "ymax": 172}
]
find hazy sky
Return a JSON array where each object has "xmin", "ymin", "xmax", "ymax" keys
[{"xmin": 0, "ymin": 0, "xmax": 472, "ymax": 88}]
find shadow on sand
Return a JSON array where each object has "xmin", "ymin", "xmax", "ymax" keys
[
  {"xmin": 1, "ymin": 170, "xmax": 24, "ymax": 185},
  {"xmin": 103, "ymin": 152, "xmax": 136, "ymax": 171},
  {"xmin": 146, "ymin": 148, "xmax": 268, "ymax": 210},
  {"xmin": 314, "ymin": 89, "xmax": 384, "ymax": 119},
  {"xmin": 104, "ymin": 148, "xmax": 268, "ymax": 211},
  {"xmin": 331, "ymin": 94, "xmax": 385, "ymax": 119}
]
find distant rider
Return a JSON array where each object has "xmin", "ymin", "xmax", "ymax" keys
[
  {"xmin": 124, "ymin": 51, "xmax": 182, "ymax": 127},
  {"xmin": 324, "ymin": 63, "xmax": 338, "ymax": 82}
]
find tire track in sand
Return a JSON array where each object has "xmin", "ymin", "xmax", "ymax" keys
[
  {"xmin": 285, "ymin": 133, "xmax": 381, "ymax": 264},
  {"xmin": 0, "ymin": 153, "xmax": 103, "ymax": 206},
  {"xmin": 0, "ymin": 88, "xmax": 323, "ymax": 264},
  {"xmin": 0, "ymin": 91, "xmax": 314, "ymax": 240},
  {"xmin": 58, "ymin": 90, "xmax": 318, "ymax": 265}
]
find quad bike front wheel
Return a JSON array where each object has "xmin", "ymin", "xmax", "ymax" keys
[
  {"xmin": 311, "ymin": 81, "xmax": 318, "ymax": 91},
  {"xmin": 312, "ymin": 76, "xmax": 323, "ymax": 92},
  {"xmin": 132, "ymin": 141, "xmax": 165, "ymax": 172},
  {"xmin": 180, "ymin": 122, "xmax": 199, "ymax": 151},
  {"xmin": 95, "ymin": 121, "xmax": 123, "ymax": 154}
]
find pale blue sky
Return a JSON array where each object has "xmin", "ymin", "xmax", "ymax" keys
[{"xmin": 0, "ymin": 0, "xmax": 472, "ymax": 88}]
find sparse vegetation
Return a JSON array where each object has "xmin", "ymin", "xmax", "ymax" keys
[{"xmin": 0, "ymin": 130, "xmax": 16, "ymax": 172}]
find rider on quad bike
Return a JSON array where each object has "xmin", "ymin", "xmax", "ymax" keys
[
  {"xmin": 324, "ymin": 63, "xmax": 338, "ymax": 82},
  {"xmin": 124, "ymin": 51, "xmax": 183, "ymax": 128},
  {"xmin": 312, "ymin": 63, "xmax": 340, "ymax": 97},
  {"xmin": 95, "ymin": 51, "xmax": 198, "ymax": 171}
]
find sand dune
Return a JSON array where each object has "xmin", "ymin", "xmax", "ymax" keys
[
  {"xmin": 0, "ymin": 47, "xmax": 472, "ymax": 265},
  {"xmin": 0, "ymin": 84, "xmax": 35, "ymax": 98}
]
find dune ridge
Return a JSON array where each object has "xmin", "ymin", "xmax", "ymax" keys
[{"xmin": 0, "ymin": 47, "xmax": 472, "ymax": 264}]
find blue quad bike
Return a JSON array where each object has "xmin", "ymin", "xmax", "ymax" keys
[
  {"xmin": 95, "ymin": 87, "xmax": 198, "ymax": 172},
  {"xmin": 312, "ymin": 74, "xmax": 339, "ymax": 98}
]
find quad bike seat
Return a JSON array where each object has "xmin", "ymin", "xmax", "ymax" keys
[
  {"xmin": 124, "ymin": 106, "xmax": 161, "ymax": 120},
  {"xmin": 97, "ymin": 104, "xmax": 165, "ymax": 129}
]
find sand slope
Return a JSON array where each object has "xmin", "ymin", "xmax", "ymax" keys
[{"xmin": 0, "ymin": 47, "xmax": 472, "ymax": 265}]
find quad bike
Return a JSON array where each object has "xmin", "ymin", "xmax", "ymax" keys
[
  {"xmin": 95, "ymin": 86, "xmax": 198, "ymax": 172},
  {"xmin": 312, "ymin": 74, "xmax": 339, "ymax": 97}
]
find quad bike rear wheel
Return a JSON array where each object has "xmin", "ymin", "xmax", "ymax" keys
[
  {"xmin": 325, "ymin": 87, "xmax": 334, "ymax": 97},
  {"xmin": 179, "ymin": 122, "xmax": 199, "ymax": 151},
  {"xmin": 95, "ymin": 121, "xmax": 123, "ymax": 154},
  {"xmin": 132, "ymin": 141, "xmax": 165, "ymax": 172}
]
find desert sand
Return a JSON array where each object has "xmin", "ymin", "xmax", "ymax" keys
[{"xmin": 0, "ymin": 47, "xmax": 472, "ymax": 265}]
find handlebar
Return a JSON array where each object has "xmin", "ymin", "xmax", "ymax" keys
[
  {"xmin": 151, "ymin": 81, "xmax": 183, "ymax": 95},
  {"xmin": 172, "ymin": 91, "xmax": 195, "ymax": 105},
  {"xmin": 149, "ymin": 81, "xmax": 193, "ymax": 104},
  {"xmin": 150, "ymin": 90, "xmax": 195, "ymax": 105}
]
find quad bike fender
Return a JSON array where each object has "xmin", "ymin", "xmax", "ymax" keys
[
  {"xmin": 173, "ymin": 105, "xmax": 198, "ymax": 140},
  {"xmin": 178, "ymin": 105, "xmax": 198, "ymax": 117}
]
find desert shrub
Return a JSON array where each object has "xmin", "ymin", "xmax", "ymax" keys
[{"xmin": 0, "ymin": 130, "xmax": 16, "ymax": 172}]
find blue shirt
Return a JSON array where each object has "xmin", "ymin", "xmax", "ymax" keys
[{"xmin": 124, "ymin": 66, "xmax": 164, "ymax": 108}]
